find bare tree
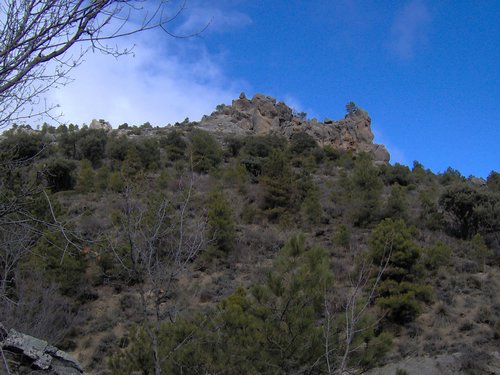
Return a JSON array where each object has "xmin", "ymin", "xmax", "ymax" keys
[
  {"xmin": 321, "ymin": 239, "xmax": 392, "ymax": 375},
  {"xmin": 0, "ymin": 0, "xmax": 202, "ymax": 128},
  {"xmin": 107, "ymin": 171, "xmax": 208, "ymax": 375}
]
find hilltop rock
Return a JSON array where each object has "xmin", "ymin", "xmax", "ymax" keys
[
  {"xmin": 0, "ymin": 325, "xmax": 83, "ymax": 374},
  {"xmin": 89, "ymin": 118, "xmax": 112, "ymax": 131},
  {"xmin": 198, "ymin": 93, "xmax": 390, "ymax": 162}
]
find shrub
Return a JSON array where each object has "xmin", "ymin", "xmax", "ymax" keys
[
  {"xmin": 76, "ymin": 129, "xmax": 107, "ymax": 166},
  {"xmin": 334, "ymin": 224, "xmax": 351, "ymax": 249},
  {"xmin": 377, "ymin": 290, "xmax": 421, "ymax": 324},
  {"xmin": 470, "ymin": 233, "xmax": 492, "ymax": 270},
  {"xmin": 289, "ymin": 131, "xmax": 318, "ymax": 155},
  {"xmin": 369, "ymin": 219, "xmax": 430, "ymax": 324},
  {"xmin": 58, "ymin": 128, "xmax": 79, "ymax": 159},
  {"xmin": 418, "ymin": 189, "xmax": 443, "ymax": 231},
  {"xmin": 422, "ymin": 241, "xmax": 451, "ymax": 270},
  {"xmin": 161, "ymin": 130, "xmax": 187, "ymax": 161},
  {"xmin": 241, "ymin": 134, "xmax": 286, "ymax": 158},
  {"xmin": 486, "ymin": 171, "xmax": 500, "ymax": 192},
  {"xmin": 121, "ymin": 146, "xmax": 143, "ymax": 179},
  {"xmin": 383, "ymin": 184, "xmax": 409, "ymax": 221},
  {"xmin": 224, "ymin": 136, "xmax": 245, "ymax": 157},
  {"xmin": 134, "ymin": 138, "xmax": 160, "ymax": 170},
  {"xmin": 95, "ymin": 165, "xmax": 110, "ymax": 191},
  {"xmin": 380, "ymin": 163, "xmax": 412, "ymax": 186},
  {"xmin": 44, "ymin": 158, "xmax": 76, "ymax": 192},
  {"xmin": 350, "ymin": 155, "xmax": 383, "ymax": 226},
  {"xmin": 323, "ymin": 145, "xmax": 341, "ymax": 161},
  {"xmin": 105, "ymin": 135, "xmax": 129, "ymax": 161},
  {"xmin": 300, "ymin": 186, "xmax": 322, "ymax": 224},
  {"xmin": 207, "ymin": 189, "xmax": 236, "ymax": 257},
  {"xmin": 108, "ymin": 171, "xmax": 124, "ymax": 192},
  {"xmin": 439, "ymin": 183, "xmax": 500, "ymax": 239},
  {"xmin": 189, "ymin": 129, "xmax": 222, "ymax": 173},
  {"xmin": 156, "ymin": 170, "xmax": 169, "ymax": 190},
  {"xmin": 76, "ymin": 159, "xmax": 95, "ymax": 193},
  {"xmin": 0, "ymin": 131, "xmax": 45, "ymax": 161},
  {"xmin": 25, "ymin": 231, "xmax": 87, "ymax": 297},
  {"xmin": 260, "ymin": 150, "xmax": 300, "ymax": 222},
  {"xmin": 439, "ymin": 167, "xmax": 464, "ymax": 185}
]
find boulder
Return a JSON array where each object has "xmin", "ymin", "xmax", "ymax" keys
[
  {"xmin": 1, "ymin": 328, "xmax": 83, "ymax": 374},
  {"xmin": 89, "ymin": 118, "xmax": 112, "ymax": 131}
]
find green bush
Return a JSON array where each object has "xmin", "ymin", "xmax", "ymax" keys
[
  {"xmin": 134, "ymin": 138, "xmax": 160, "ymax": 170},
  {"xmin": 161, "ymin": 130, "xmax": 188, "ymax": 161},
  {"xmin": 108, "ymin": 171, "xmax": 124, "ymax": 192},
  {"xmin": 383, "ymin": 184, "xmax": 409, "ymax": 221},
  {"xmin": 470, "ymin": 233, "xmax": 492, "ymax": 270},
  {"xmin": 486, "ymin": 171, "xmax": 500, "ymax": 192},
  {"xmin": 76, "ymin": 129, "xmax": 107, "ymax": 166},
  {"xmin": 76, "ymin": 159, "xmax": 95, "ymax": 193},
  {"xmin": 189, "ymin": 129, "xmax": 222, "ymax": 173},
  {"xmin": 260, "ymin": 150, "xmax": 300, "ymax": 222},
  {"xmin": 25, "ymin": 231, "xmax": 87, "ymax": 297},
  {"xmin": 105, "ymin": 135, "xmax": 129, "ymax": 161},
  {"xmin": 121, "ymin": 146, "xmax": 143, "ymax": 179},
  {"xmin": 110, "ymin": 235, "xmax": 333, "ymax": 374},
  {"xmin": 369, "ymin": 219, "xmax": 430, "ymax": 324},
  {"xmin": 422, "ymin": 241, "xmax": 451, "ymax": 270},
  {"xmin": 289, "ymin": 131, "xmax": 318, "ymax": 155},
  {"xmin": 44, "ymin": 158, "xmax": 76, "ymax": 192},
  {"xmin": 224, "ymin": 136, "xmax": 245, "ymax": 157},
  {"xmin": 334, "ymin": 224, "xmax": 351, "ymax": 249},
  {"xmin": 207, "ymin": 189, "xmax": 236, "ymax": 256},
  {"xmin": 0, "ymin": 131, "xmax": 45, "ymax": 161},
  {"xmin": 439, "ymin": 183, "xmax": 500, "ymax": 239},
  {"xmin": 350, "ymin": 155, "xmax": 383, "ymax": 227},
  {"xmin": 380, "ymin": 163, "xmax": 412, "ymax": 186},
  {"xmin": 95, "ymin": 165, "xmax": 110, "ymax": 191},
  {"xmin": 241, "ymin": 134, "xmax": 286, "ymax": 158}
]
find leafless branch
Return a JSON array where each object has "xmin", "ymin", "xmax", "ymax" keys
[
  {"xmin": 0, "ymin": 0, "xmax": 205, "ymax": 128},
  {"xmin": 106, "ymin": 169, "xmax": 207, "ymax": 375}
]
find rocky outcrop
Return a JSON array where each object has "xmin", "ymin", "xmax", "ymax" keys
[
  {"xmin": 0, "ymin": 324, "xmax": 83, "ymax": 374},
  {"xmin": 89, "ymin": 119, "xmax": 112, "ymax": 131},
  {"xmin": 199, "ymin": 93, "xmax": 390, "ymax": 162}
]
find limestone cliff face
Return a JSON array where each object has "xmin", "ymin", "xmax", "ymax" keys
[{"xmin": 198, "ymin": 93, "xmax": 390, "ymax": 162}]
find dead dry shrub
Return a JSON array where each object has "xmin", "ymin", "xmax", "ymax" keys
[
  {"xmin": 433, "ymin": 301, "xmax": 452, "ymax": 327},
  {"xmin": 474, "ymin": 305, "xmax": 493, "ymax": 325},
  {"xmin": 459, "ymin": 347, "xmax": 491, "ymax": 373}
]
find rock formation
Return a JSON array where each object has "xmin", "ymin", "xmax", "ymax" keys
[
  {"xmin": 198, "ymin": 93, "xmax": 390, "ymax": 162},
  {"xmin": 0, "ymin": 324, "xmax": 83, "ymax": 374},
  {"xmin": 89, "ymin": 119, "xmax": 112, "ymax": 131}
]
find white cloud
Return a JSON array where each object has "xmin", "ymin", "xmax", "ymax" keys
[
  {"xmin": 175, "ymin": 6, "xmax": 252, "ymax": 35},
  {"xmin": 42, "ymin": 4, "xmax": 251, "ymax": 127},
  {"xmin": 387, "ymin": 0, "xmax": 431, "ymax": 59}
]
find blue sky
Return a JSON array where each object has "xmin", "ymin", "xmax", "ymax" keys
[{"xmin": 50, "ymin": 0, "xmax": 499, "ymax": 178}]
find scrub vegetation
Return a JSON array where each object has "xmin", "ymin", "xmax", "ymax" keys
[{"xmin": 0, "ymin": 120, "xmax": 499, "ymax": 374}]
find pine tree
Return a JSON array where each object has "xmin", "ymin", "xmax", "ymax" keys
[{"xmin": 207, "ymin": 189, "xmax": 236, "ymax": 256}]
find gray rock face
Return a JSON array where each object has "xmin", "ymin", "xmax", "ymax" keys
[
  {"xmin": 198, "ymin": 93, "xmax": 390, "ymax": 162},
  {"xmin": 1, "ymin": 328, "xmax": 83, "ymax": 374},
  {"xmin": 89, "ymin": 118, "xmax": 112, "ymax": 131}
]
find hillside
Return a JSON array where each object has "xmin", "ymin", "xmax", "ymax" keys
[{"xmin": 0, "ymin": 95, "xmax": 499, "ymax": 374}]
